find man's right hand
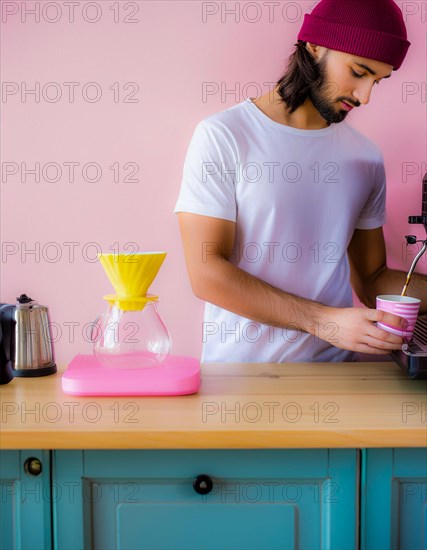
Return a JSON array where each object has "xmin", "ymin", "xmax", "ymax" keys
[{"xmin": 315, "ymin": 307, "xmax": 407, "ymax": 354}]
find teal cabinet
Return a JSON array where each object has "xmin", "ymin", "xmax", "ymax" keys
[
  {"xmin": 2, "ymin": 448, "xmax": 425, "ymax": 549},
  {"xmin": 53, "ymin": 449, "xmax": 358, "ymax": 550},
  {"xmin": 0, "ymin": 450, "xmax": 51, "ymax": 550},
  {"xmin": 361, "ymin": 448, "xmax": 427, "ymax": 550}
]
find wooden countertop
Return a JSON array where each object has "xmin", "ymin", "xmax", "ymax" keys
[{"xmin": 0, "ymin": 362, "xmax": 426, "ymax": 449}]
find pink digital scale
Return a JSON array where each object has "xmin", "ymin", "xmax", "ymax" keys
[{"xmin": 62, "ymin": 354, "xmax": 201, "ymax": 396}]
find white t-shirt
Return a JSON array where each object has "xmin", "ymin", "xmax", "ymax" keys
[{"xmin": 174, "ymin": 98, "xmax": 386, "ymax": 363}]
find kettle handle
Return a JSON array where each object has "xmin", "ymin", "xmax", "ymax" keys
[{"xmin": 0, "ymin": 304, "xmax": 15, "ymax": 384}]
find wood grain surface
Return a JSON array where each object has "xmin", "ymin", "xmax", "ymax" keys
[{"xmin": 0, "ymin": 362, "xmax": 426, "ymax": 449}]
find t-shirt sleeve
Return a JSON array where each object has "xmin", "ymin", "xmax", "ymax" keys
[
  {"xmin": 355, "ymin": 151, "xmax": 387, "ymax": 230},
  {"xmin": 173, "ymin": 119, "xmax": 237, "ymax": 222}
]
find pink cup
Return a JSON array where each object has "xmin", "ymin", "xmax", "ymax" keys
[{"xmin": 376, "ymin": 294, "xmax": 421, "ymax": 341}]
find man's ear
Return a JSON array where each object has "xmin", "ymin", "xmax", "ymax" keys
[
  {"xmin": 306, "ymin": 43, "xmax": 329, "ymax": 62},
  {"xmin": 305, "ymin": 42, "xmax": 319, "ymax": 58}
]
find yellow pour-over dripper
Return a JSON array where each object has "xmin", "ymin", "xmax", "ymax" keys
[{"xmin": 98, "ymin": 251, "xmax": 167, "ymax": 311}]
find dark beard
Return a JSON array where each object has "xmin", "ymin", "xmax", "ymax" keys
[{"xmin": 308, "ymin": 56, "xmax": 353, "ymax": 125}]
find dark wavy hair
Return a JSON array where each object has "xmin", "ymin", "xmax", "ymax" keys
[{"xmin": 275, "ymin": 41, "xmax": 328, "ymax": 114}]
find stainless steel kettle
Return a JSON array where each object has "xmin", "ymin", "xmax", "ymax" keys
[{"xmin": 0, "ymin": 294, "xmax": 57, "ymax": 380}]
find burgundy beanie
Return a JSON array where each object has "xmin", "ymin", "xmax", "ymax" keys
[{"xmin": 297, "ymin": 0, "xmax": 410, "ymax": 70}]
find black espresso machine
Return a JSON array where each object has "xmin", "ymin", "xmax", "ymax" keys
[{"xmin": 391, "ymin": 172, "xmax": 427, "ymax": 379}]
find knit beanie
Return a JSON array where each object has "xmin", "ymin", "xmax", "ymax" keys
[{"xmin": 297, "ymin": 0, "xmax": 410, "ymax": 70}]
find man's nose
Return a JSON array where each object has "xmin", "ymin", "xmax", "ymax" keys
[{"xmin": 352, "ymin": 83, "xmax": 374, "ymax": 105}]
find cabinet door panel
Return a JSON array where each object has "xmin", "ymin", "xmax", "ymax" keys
[
  {"xmin": 88, "ymin": 479, "xmax": 318, "ymax": 550},
  {"xmin": 362, "ymin": 448, "xmax": 427, "ymax": 550},
  {"xmin": 395, "ymin": 480, "xmax": 427, "ymax": 550},
  {"xmin": 0, "ymin": 452, "xmax": 18, "ymax": 550},
  {"xmin": 54, "ymin": 449, "xmax": 358, "ymax": 550},
  {"xmin": 115, "ymin": 502, "xmax": 295, "ymax": 550},
  {"xmin": 0, "ymin": 450, "xmax": 51, "ymax": 550}
]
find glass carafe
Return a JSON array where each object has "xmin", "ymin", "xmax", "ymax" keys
[{"xmin": 93, "ymin": 299, "xmax": 171, "ymax": 369}]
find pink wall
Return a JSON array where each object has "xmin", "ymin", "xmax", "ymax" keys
[{"xmin": 1, "ymin": 1, "xmax": 426, "ymax": 364}]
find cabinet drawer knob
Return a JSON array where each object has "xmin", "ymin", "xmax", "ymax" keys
[
  {"xmin": 24, "ymin": 457, "xmax": 42, "ymax": 476},
  {"xmin": 193, "ymin": 474, "xmax": 213, "ymax": 495}
]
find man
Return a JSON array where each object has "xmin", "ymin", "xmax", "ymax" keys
[{"xmin": 174, "ymin": 0, "xmax": 427, "ymax": 363}]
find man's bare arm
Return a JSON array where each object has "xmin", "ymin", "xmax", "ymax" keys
[{"xmin": 177, "ymin": 212, "xmax": 408, "ymax": 354}]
